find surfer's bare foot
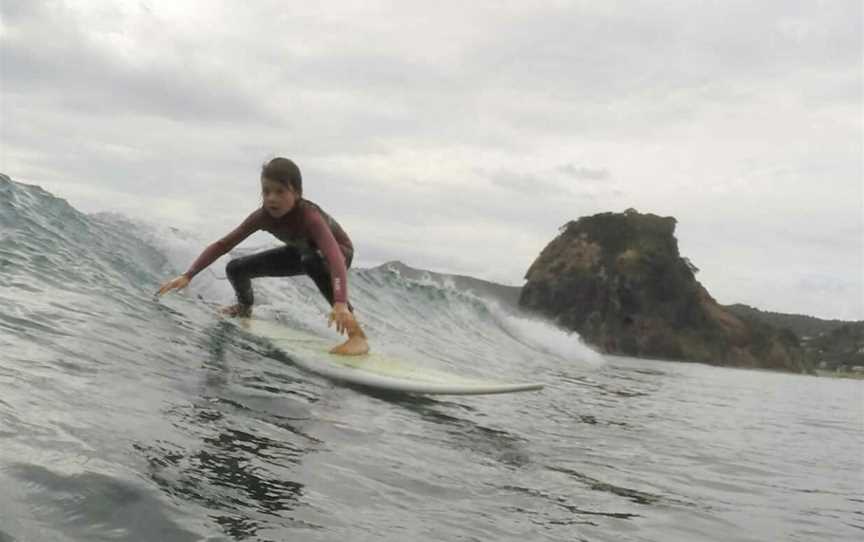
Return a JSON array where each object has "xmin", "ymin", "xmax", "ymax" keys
[
  {"xmin": 219, "ymin": 304, "xmax": 251, "ymax": 318},
  {"xmin": 330, "ymin": 324, "xmax": 369, "ymax": 355},
  {"xmin": 330, "ymin": 335, "xmax": 369, "ymax": 356}
]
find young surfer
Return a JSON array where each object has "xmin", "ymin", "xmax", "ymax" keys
[{"xmin": 156, "ymin": 157, "xmax": 369, "ymax": 356}]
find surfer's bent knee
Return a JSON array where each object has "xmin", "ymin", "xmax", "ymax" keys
[{"xmin": 226, "ymin": 258, "xmax": 242, "ymax": 278}]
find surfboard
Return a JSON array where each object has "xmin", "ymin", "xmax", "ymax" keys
[{"xmin": 235, "ymin": 317, "xmax": 544, "ymax": 396}]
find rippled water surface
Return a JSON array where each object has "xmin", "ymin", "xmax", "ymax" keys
[{"xmin": 1, "ymin": 174, "xmax": 862, "ymax": 541}]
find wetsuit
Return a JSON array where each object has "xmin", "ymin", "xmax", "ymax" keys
[{"xmin": 183, "ymin": 200, "xmax": 353, "ymax": 308}]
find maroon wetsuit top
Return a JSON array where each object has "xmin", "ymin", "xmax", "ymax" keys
[{"xmin": 183, "ymin": 200, "xmax": 353, "ymax": 304}]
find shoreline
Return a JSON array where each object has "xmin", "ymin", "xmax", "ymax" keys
[{"xmin": 814, "ymin": 370, "xmax": 864, "ymax": 380}]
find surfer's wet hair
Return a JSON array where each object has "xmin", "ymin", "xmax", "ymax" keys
[{"xmin": 262, "ymin": 157, "xmax": 302, "ymax": 197}]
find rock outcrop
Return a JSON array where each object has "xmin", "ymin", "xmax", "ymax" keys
[{"xmin": 519, "ymin": 209, "xmax": 810, "ymax": 372}]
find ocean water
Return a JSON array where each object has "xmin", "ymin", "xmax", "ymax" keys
[{"xmin": 1, "ymin": 174, "xmax": 862, "ymax": 542}]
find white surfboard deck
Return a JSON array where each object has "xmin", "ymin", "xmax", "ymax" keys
[{"xmin": 235, "ymin": 317, "xmax": 544, "ymax": 396}]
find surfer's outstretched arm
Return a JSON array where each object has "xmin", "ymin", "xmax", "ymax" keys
[
  {"xmin": 156, "ymin": 211, "xmax": 260, "ymax": 299},
  {"xmin": 305, "ymin": 209, "xmax": 369, "ymax": 355}
]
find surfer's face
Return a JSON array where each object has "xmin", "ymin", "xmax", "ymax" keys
[{"xmin": 261, "ymin": 177, "xmax": 299, "ymax": 218}]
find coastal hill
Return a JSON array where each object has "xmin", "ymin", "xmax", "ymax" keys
[
  {"xmin": 724, "ymin": 304, "xmax": 851, "ymax": 338},
  {"xmin": 518, "ymin": 209, "xmax": 811, "ymax": 372},
  {"xmin": 800, "ymin": 321, "xmax": 864, "ymax": 371},
  {"xmin": 724, "ymin": 305, "xmax": 864, "ymax": 371}
]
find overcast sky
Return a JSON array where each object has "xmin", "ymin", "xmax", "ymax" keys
[{"xmin": 1, "ymin": 0, "xmax": 862, "ymax": 320}]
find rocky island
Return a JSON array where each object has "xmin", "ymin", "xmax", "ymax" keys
[{"xmin": 519, "ymin": 209, "xmax": 811, "ymax": 372}]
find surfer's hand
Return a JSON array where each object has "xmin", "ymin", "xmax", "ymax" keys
[
  {"xmin": 328, "ymin": 303, "xmax": 354, "ymax": 335},
  {"xmin": 156, "ymin": 274, "xmax": 190, "ymax": 297}
]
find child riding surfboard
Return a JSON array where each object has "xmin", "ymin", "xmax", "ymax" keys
[{"xmin": 156, "ymin": 157, "xmax": 369, "ymax": 356}]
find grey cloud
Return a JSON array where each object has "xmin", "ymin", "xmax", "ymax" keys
[
  {"xmin": 484, "ymin": 164, "xmax": 614, "ymax": 199},
  {"xmin": 5, "ymin": 0, "xmax": 858, "ymax": 156},
  {"xmin": 1, "ymin": 3, "xmax": 273, "ymax": 124},
  {"xmin": 557, "ymin": 164, "xmax": 610, "ymax": 181},
  {"xmin": 798, "ymin": 275, "xmax": 859, "ymax": 296},
  {"xmin": 314, "ymin": 167, "xmax": 613, "ymax": 247},
  {"xmin": 0, "ymin": 0, "xmax": 42, "ymax": 22},
  {"xmin": 461, "ymin": 1, "xmax": 861, "ymax": 94},
  {"xmin": 491, "ymin": 173, "xmax": 566, "ymax": 196}
]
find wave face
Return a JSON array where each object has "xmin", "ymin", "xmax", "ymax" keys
[{"xmin": 1, "ymin": 173, "xmax": 860, "ymax": 542}]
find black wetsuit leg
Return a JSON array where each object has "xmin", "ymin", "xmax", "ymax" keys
[
  {"xmin": 226, "ymin": 246, "xmax": 305, "ymax": 306},
  {"xmin": 226, "ymin": 246, "xmax": 353, "ymax": 310},
  {"xmin": 300, "ymin": 250, "xmax": 354, "ymax": 312}
]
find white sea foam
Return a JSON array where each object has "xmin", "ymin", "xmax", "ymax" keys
[
  {"xmin": 365, "ymin": 269, "xmax": 605, "ymax": 369},
  {"xmin": 496, "ymin": 310, "xmax": 606, "ymax": 367}
]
